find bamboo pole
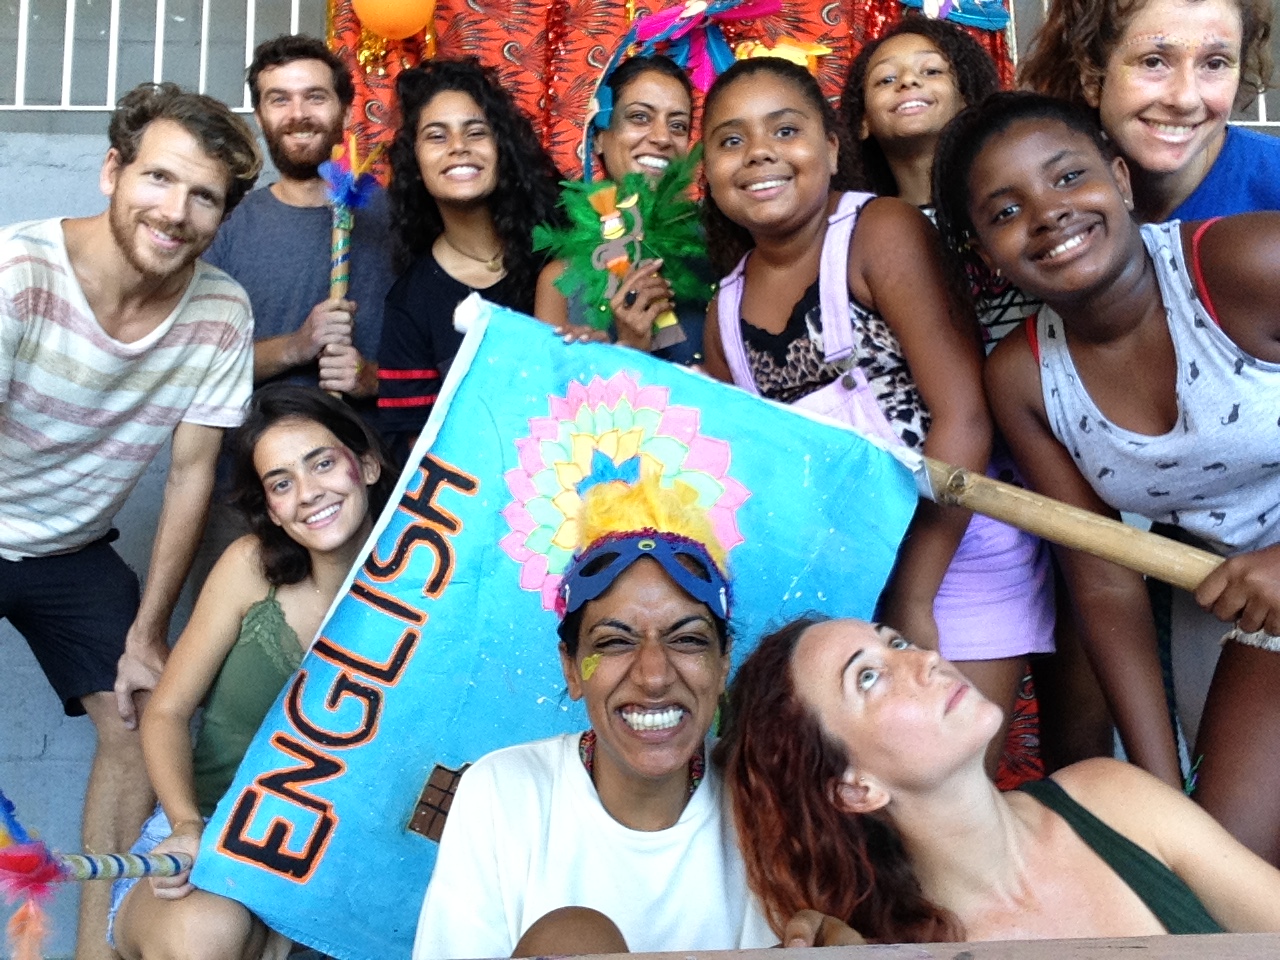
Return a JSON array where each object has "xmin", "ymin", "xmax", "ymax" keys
[{"xmin": 921, "ymin": 458, "xmax": 1222, "ymax": 592}]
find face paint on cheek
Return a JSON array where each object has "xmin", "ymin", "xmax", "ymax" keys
[
  {"xmin": 340, "ymin": 447, "xmax": 361, "ymax": 484},
  {"xmin": 581, "ymin": 653, "xmax": 602, "ymax": 682}
]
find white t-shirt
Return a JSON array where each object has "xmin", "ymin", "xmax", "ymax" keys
[
  {"xmin": 0, "ymin": 218, "xmax": 252, "ymax": 559},
  {"xmin": 413, "ymin": 733, "xmax": 774, "ymax": 959}
]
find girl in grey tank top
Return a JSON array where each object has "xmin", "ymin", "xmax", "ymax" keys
[{"xmin": 932, "ymin": 91, "xmax": 1280, "ymax": 868}]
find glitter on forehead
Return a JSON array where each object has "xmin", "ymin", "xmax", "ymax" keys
[{"xmin": 1115, "ymin": 31, "xmax": 1241, "ymax": 54}]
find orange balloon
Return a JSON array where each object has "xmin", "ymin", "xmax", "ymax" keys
[{"xmin": 351, "ymin": 0, "xmax": 436, "ymax": 40}]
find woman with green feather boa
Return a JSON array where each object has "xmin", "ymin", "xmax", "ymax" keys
[{"xmin": 534, "ymin": 55, "xmax": 713, "ymax": 368}]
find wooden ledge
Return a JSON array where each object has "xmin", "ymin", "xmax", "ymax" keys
[{"xmin": 575, "ymin": 933, "xmax": 1280, "ymax": 960}]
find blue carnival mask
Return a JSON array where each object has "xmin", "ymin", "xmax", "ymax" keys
[{"xmin": 558, "ymin": 531, "xmax": 730, "ymax": 620}]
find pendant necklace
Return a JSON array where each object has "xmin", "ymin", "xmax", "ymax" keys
[{"xmin": 441, "ymin": 233, "xmax": 503, "ymax": 273}]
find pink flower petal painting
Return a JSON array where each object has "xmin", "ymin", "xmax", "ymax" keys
[{"xmin": 500, "ymin": 372, "xmax": 750, "ymax": 610}]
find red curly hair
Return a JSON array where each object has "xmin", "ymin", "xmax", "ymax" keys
[{"xmin": 716, "ymin": 616, "xmax": 962, "ymax": 943}]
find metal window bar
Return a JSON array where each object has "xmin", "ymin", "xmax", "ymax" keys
[
  {"xmin": 0, "ymin": 0, "xmax": 1276, "ymax": 128},
  {"xmin": 59, "ymin": 0, "xmax": 75, "ymax": 107},
  {"xmin": 107, "ymin": 0, "xmax": 122, "ymax": 108},
  {"xmin": 12, "ymin": 0, "xmax": 31, "ymax": 107},
  {"xmin": 1, "ymin": 0, "xmax": 307, "ymax": 112}
]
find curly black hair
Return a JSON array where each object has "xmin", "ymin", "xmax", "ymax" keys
[
  {"xmin": 387, "ymin": 58, "xmax": 564, "ymax": 306},
  {"xmin": 840, "ymin": 15, "xmax": 1000, "ymax": 198},
  {"xmin": 932, "ymin": 91, "xmax": 1114, "ymax": 261},
  {"xmin": 230, "ymin": 384, "xmax": 398, "ymax": 587},
  {"xmin": 700, "ymin": 58, "xmax": 864, "ymax": 277}
]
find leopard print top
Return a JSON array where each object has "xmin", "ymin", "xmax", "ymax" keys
[{"xmin": 741, "ymin": 279, "xmax": 931, "ymax": 451}]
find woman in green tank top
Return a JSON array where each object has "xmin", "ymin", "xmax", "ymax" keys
[
  {"xmin": 720, "ymin": 616, "xmax": 1280, "ymax": 946},
  {"xmin": 111, "ymin": 385, "xmax": 396, "ymax": 960}
]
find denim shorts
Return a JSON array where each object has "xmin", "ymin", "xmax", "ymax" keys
[{"xmin": 105, "ymin": 807, "xmax": 207, "ymax": 948}]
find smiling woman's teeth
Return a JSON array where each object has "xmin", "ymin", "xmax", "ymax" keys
[
  {"xmin": 621, "ymin": 706, "xmax": 684, "ymax": 731},
  {"xmin": 305, "ymin": 503, "xmax": 339, "ymax": 525},
  {"xmin": 1043, "ymin": 232, "xmax": 1087, "ymax": 260},
  {"xmin": 746, "ymin": 179, "xmax": 786, "ymax": 193},
  {"xmin": 1149, "ymin": 121, "xmax": 1194, "ymax": 138},
  {"xmin": 636, "ymin": 156, "xmax": 669, "ymax": 171}
]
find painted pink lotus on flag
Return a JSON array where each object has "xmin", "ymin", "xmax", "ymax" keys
[{"xmin": 500, "ymin": 372, "xmax": 750, "ymax": 610}]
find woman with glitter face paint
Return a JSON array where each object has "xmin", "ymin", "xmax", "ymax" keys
[
  {"xmin": 1020, "ymin": 0, "xmax": 1276, "ymax": 223},
  {"xmin": 411, "ymin": 473, "xmax": 778, "ymax": 959}
]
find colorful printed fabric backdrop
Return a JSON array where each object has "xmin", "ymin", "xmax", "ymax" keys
[
  {"xmin": 329, "ymin": 0, "xmax": 1012, "ymax": 176},
  {"xmin": 191, "ymin": 300, "xmax": 918, "ymax": 960}
]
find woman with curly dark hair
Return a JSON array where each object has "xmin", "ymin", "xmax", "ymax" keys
[
  {"xmin": 1019, "ymin": 0, "xmax": 1275, "ymax": 222},
  {"xmin": 720, "ymin": 616, "xmax": 1280, "ymax": 943},
  {"xmin": 840, "ymin": 14, "xmax": 998, "ymax": 206},
  {"xmin": 377, "ymin": 58, "xmax": 562, "ymax": 462}
]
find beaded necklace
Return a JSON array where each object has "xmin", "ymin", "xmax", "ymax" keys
[{"xmin": 578, "ymin": 729, "xmax": 705, "ymax": 802}]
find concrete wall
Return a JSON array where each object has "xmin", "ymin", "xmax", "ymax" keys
[{"xmin": 2, "ymin": 130, "xmax": 127, "ymax": 959}]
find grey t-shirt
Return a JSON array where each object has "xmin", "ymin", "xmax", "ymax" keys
[{"xmin": 203, "ymin": 184, "xmax": 396, "ymax": 395}]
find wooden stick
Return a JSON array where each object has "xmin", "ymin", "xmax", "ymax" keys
[
  {"xmin": 922, "ymin": 458, "xmax": 1222, "ymax": 592},
  {"xmin": 324, "ymin": 203, "xmax": 354, "ymax": 398},
  {"xmin": 59, "ymin": 850, "xmax": 192, "ymax": 881},
  {"xmin": 329, "ymin": 204, "xmax": 353, "ymax": 301}
]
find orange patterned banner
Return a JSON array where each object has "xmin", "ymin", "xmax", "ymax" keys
[{"xmin": 326, "ymin": 0, "xmax": 1012, "ymax": 178}]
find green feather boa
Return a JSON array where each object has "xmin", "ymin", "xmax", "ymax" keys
[{"xmin": 532, "ymin": 148, "xmax": 709, "ymax": 331}]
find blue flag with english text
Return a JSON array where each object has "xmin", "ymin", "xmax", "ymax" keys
[{"xmin": 192, "ymin": 300, "xmax": 917, "ymax": 960}]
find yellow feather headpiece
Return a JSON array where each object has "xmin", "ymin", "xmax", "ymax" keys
[{"xmin": 576, "ymin": 471, "xmax": 727, "ymax": 574}]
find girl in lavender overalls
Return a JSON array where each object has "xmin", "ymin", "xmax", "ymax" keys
[{"xmin": 700, "ymin": 58, "xmax": 1053, "ymax": 773}]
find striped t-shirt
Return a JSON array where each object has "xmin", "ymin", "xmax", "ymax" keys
[{"xmin": 0, "ymin": 218, "xmax": 253, "ymax": 560}]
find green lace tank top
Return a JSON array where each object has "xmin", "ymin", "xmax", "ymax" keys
[{"xmin": 191, "ymin": 588, "xmax": 304, "ymax": 815}]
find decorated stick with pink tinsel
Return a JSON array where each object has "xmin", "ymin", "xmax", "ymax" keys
[{"xmin": 1, "ymin": 789, "xmax": 190, "ymax": 960}]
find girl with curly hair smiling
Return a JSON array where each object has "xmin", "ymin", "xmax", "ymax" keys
[
  {"xmin": 700, "ymin": 59, "xmax": 1053, "ymax": 776},
  {"xmin": 840, "ymin": 15, "xmax": 999, "ymax": 208},
  {"xmin": 377, "ymin": 58, "xmax": 562, "ymax": 462}
]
